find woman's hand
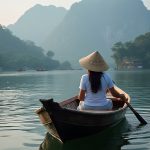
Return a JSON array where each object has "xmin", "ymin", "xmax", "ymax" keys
[{"xmin": 119, "ymin": 94, "xmax": 128, "ymax": 102}]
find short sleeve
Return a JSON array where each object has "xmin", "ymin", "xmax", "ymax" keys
[
  {"xmin": 104, "ymin": 73, "xmax": 114, "ymax": 88},
  {"xmin": 79, "ymin": 75, "xmax": 86, "ymax": 90}
]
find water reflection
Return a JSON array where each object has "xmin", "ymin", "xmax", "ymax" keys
[
  {"xmin": 122, "ymin": 122, "xmax": 150, "ymax": 150},
  {"xmin": 39, "ymin": 119, "xmax": 130, "ymax": 150}
]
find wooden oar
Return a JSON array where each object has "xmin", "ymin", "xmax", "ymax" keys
[
  {"xmin": 113, "ymin": 85, "xmax": 147, "ymax": 125},
  {"xmin": 125, "ymin": 101, "xmax": 147, "ymax": 125}
]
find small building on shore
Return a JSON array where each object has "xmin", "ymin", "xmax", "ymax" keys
[{"xmin": 117, "ymin": 58, "xmax": 143, "ymax": 70}]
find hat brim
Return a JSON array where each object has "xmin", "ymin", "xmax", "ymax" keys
[{"xmin": 79, "ymin": 57, "xmax": 109, "ymax": 72}]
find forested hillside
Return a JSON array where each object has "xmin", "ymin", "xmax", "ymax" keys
[
  {"xmin": 112, "ymin": 32, "xmax": 150, "ymax": 69},
  {"xmin": 0, "ymin": 25, "xmax": 72, "ymax": 71}
]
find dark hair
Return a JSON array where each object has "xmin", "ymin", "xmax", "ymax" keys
[{"xmin": 89, "ymin": 71, "xmax": 103, "ymax": 93}]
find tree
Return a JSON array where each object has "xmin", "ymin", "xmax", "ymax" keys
[
  {"xmin": 112, "ymin": 32, "xmax": 150, "ymax": 69},
  {"xmin": 47, "ymin": 51, "xmax": 54, "ymax": 58},
  {"xmin": 0, "ymin": 27, "xmax": 63, "ymax": 71},
  {"xmin": 59, "ymin": 61, "xmax": 72, "ymax": 70},
  {"xmin": 112, "ymin": 42, "xmax": 125, "ymax": 69}
]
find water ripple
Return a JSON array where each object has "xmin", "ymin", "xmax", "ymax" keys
[{"xmin": 0, "ymin": 70, "xmax": 150, "ymax": 150}]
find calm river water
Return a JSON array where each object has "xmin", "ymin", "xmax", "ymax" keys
[{"xmin": 0, "ymin": 70, "xmax": 150, "ymax": 150}]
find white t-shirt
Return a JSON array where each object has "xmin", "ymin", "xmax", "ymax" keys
[{"xmin": 79, "ymin": 73, "xmax": 114, "ymax": 106}]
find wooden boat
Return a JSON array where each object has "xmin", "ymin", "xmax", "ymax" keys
[{"xmin": 36, "ymin": 86, "xmax": 130, "ymax": 143}]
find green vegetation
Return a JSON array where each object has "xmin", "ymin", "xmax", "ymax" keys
[
  {"xmin": 0, "ymin": 25, "xmax": 72, "ymax": 71},
  {"xmin": 112, "ymin": 32, "xmax": 150, "ymax": 70}
]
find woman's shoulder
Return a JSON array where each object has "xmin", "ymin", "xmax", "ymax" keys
[
  {"xmin": 80, "ymin": 74, "xmax": 88, "ymax": 83},
  {"xmin": 81, "ymin": 74, "xmax": 88, "ymax": 78},
  {"xmin": 81, "ymin": 74, "xmax": 89, "ymax": 81},
  {"xmin": 103, "ymin": 72, "xmax": 112, "ymax": 80}
]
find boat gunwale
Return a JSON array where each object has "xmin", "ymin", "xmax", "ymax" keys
[
  {"xmin": 62, "ymin": 106, "xmax": 126, "ymax": 115},
  {"xmin": 58, "ymin": 86, "xmax": 130, "ymax": 114},
  {"xmin": 36, "ymin": 94, "xmax": 130, "ymax": 116},
  {"xmin": 58, "ymin": 97, "xmax": 130, "ymax": 116}
]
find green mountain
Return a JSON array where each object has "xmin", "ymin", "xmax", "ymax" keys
[
  {"xmin": 0, "ymin": 25, "xmax": 71, "ymax": 71},
  {"xmin": 8, "ymin": 4, "xmax": 67, "ymax": 46},
  {"xmin": 112, "ymin": 32, "xmax": 150, "ymax": 69},
  {"xmin": 43, "ymin": 0, "xmax": 150, "ymax": 66}
]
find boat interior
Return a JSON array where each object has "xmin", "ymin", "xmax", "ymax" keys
[{"xmin": 60, "ymin": 96, "xmax": 125, "ymax": 112}]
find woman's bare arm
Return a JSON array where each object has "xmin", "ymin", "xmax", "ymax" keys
[
  {"xmin": 109, "ymin": 86, "xmax": 127, "ymax": 101},
  {"xmin": 78, "ymin": 89, "xmax": 86, "ymax": 101}
]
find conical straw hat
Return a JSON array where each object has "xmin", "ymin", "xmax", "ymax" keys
[{"xmin": 79, "ymin": 51, "xmax": 109, "ymax": 72}]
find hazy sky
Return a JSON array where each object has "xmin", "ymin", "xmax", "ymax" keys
[
  {"xmin": 0, "ymin": 0, "xmax": 81, "ymax": 26},
  {"xmin": 0, "ymin": 0, "xmax": 149, "ymax": 26}
]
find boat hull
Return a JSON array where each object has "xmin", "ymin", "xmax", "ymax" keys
[
  {"xmin": 38, "ymin": 99, "xmax": 127, "ymax": 142},
  {"xmin": 36, "ymin": 86, "xmax": 130, "ymax": 143},
  {"xmin": 47, "ymin": 112, "xmax": 126, "ymax": 142}
]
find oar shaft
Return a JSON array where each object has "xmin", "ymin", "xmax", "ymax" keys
[{"xmin": 125, "ymin": 101, "xmax": 147, "ymax": 125}]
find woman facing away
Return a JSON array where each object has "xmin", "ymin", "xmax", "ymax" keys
[{"xmin": 78, "ymin": 51, "xmax": 127, "ymax": 111}]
